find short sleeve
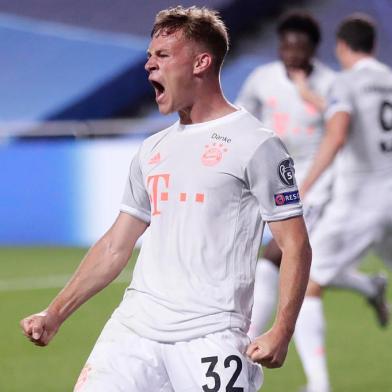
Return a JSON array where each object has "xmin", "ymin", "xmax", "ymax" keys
[
  {"xmin": 235, "ymin": 70, "xmax": 263, "ymax": 118},
  {"xmin": 325, "ymin": 76, "xmax": 353, "ymax": 119},
  {"xmin": 245, "ymin": 136, "xmax": 303, "ymax": 221},
  {"xmin": 120, "ymin": 148, "xmax": 151, "ymax": 223}
]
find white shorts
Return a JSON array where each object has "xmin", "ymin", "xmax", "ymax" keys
[
  {"xmin": 74, "ymin": 318, "xmax": 263, "ymax": 392},
  {"xmin": 309, "ymin": 174, "xmax": 392, "ymax": 286}
]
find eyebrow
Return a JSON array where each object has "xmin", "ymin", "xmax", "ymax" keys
[{"xmin": 146, "ymin": 49, "xmax": 168, "ymax": 57}]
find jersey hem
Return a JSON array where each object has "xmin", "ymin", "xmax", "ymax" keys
[
  {"xmin": 120, "ymin": 204, "xmax": 151, "ymax": 223},
  {"xmin": 262, "ymin": 209, "xmax": 303, "ymax": 222},
  {"xmin": 325, "ymin": 103, "xmax": 352, "ymax": 119},
  {"xmin": 112, "ymin": 311, "xmax": 248, "ymax": 343}
]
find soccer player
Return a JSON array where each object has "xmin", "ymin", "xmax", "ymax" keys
[
  {"xmin": 236, "ymin": 11, "xmax": 335, "ymax": 340},
  {"xmin": 296, "ymin": 14, "xmax": 392, "ymax": 392},
  {"xmin": 20, "ymin": 6, "xmax": 311, "ymax": 392},
  {"xmin": 236, "ymin": 11, "xmax": 388, "ymax": 343}
]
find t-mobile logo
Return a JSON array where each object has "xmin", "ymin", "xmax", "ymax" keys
[
  {"xmin": 147, "ymin": 173, "xmax": 205, "ymax": 216},
  {"xmin": 147, "ymin": 173, "xmax": 170, "ymax": 216}
]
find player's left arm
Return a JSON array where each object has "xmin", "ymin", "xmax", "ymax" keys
[
  {"xmin": 301, "ymin": 110, "xmax": 350, "ymax": 197},
  {"xmin": 247, "ymin": 215, "xmax": 311, "ymax": 368},
  {"xmin": 290, "ymin": 69, "xmax": 327, "ymax": 112}
]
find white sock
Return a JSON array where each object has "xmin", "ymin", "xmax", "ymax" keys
[
  {"xmin": 330, "ymin": 269, "xmax": 377, "ymax": 298},
  {"xmin": 248, "ymin": 258, "xmax": 279, "ymax": 340},
  {"xmin": 294, "ymin": 297, "xmax": 330, "ymax": 392}
]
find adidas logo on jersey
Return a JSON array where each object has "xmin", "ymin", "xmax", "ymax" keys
[{"xmin": 148, "ymin": 153, "xmax": 161, "ymax": 165}]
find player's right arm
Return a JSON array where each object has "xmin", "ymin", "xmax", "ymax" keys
[
  {"xmin": 301, "ymin": 110, "xmax": 350, "ymax": 197},
  {"xmin": 20, "ymin": 212, "xmax": 148, "ymax": 346},
  {"xmin": 301, "ymin": 74, "xmax": 352, "ymax": 197}
]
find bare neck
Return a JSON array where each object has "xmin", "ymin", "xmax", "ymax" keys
[{"xmin": 178, "ymin": 77, "xmax": 237, "ymax": 125}]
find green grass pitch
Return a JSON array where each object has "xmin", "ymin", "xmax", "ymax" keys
[{"xmin": 0, "ymin": 247, "xmax": 391, "ymax": 391}]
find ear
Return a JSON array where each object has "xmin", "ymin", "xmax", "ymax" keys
[{"xmin": 193, "ymin": 52, "xmax": 213, "ymax": 75}]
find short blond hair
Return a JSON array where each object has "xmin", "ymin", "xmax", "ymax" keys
[{"xmin": 151, "ymin": 6, "xmax": 229, "ymax": 72}]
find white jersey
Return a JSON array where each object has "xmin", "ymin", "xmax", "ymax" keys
[
  {"xmin": 236, "ymin": 61, "xmax": 335, "ymax": 205},
  {"xmin": 114, "ymin": 108, "xmax": 302, "ymax": 342},
  {"xmin": 325, "ymin": 57, "xmax": 392, "ymax": 177},
  {"xmin": 309, "ymin": 58, "xmax": 392, "ymax": 285}
]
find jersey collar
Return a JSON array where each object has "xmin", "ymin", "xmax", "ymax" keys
[{"xmin": 352, "ymin": 56, "xmax": 381, "ymax": 71}]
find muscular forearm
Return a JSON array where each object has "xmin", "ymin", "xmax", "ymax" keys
[
  {"xmin": 45, "ymin": 214, "xmax": 147, "ymax": 324},
  {"xmin": 273, "ymin": 238, "xmax": 312, "ymax": 339},
  {"xmin": 246, "ymin": 218, "xmax": 311, "ymax": 367},
  {"xmin": 47, "ymin": 234, "xmax": 131, "ymax": 323},
  {"xmin": 20, "ymin": 213, "xmax": 147, "ymax": 347}
]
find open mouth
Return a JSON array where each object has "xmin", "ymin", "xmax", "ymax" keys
[{"xmin": 150, "ymin": 80, "xmax": 165, "ymax": 102}]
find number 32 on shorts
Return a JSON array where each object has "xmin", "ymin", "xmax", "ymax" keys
[{"xmin": 201, "ymin": 355, "xmax": 243, "ymax": 392}]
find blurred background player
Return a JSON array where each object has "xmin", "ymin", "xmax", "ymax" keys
[
  {"xmin": 297, "ymin": 14, "xmax": 392, "ymax": 392},
  {"xmin": 236, "ymin": 11, "xmax": 389, "ymax": 343},
  {"xmin": 236, "ymin": 10, "xmax": 335, "ymax": 340}
]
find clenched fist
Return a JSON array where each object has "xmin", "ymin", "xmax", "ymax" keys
[
  {"xmin": 20, "ymin": 310, "xmax": 61, "ymax": 347},
  {"xmin": 246, "ymin": 328, "xmax": 291, "ymax": 368}
]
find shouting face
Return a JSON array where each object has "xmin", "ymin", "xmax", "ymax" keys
[{"xmin": 145, "ymin": 29, "xmax": 199, "ymax": 115}]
